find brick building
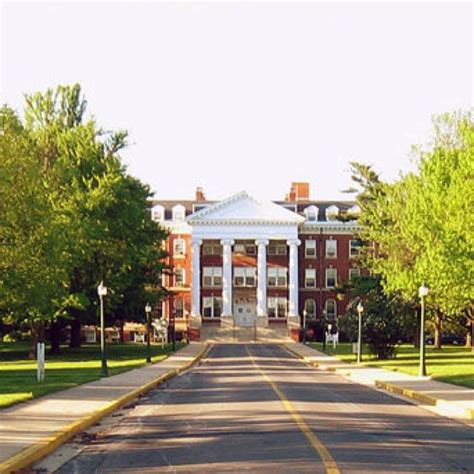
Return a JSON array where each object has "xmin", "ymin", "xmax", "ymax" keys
[{"xmin": 152, "ymin": 183, "xmax": 361, "ymax": 341}]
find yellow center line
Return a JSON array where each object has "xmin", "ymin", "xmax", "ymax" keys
[{"xmin": 245, "ymin": 345, "xmax": 340, "ymax": 474}]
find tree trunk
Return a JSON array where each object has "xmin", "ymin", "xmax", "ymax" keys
[
  {"xmin": 434, "ymin": 311, "xmax": 443, "ymax": 350},
  {"xmin": 466, "ymin": 319, "xmax": 473, "ymax": 350},
  {"xmin": 119, "ymin": 318, "xmax": 125, "ymax": 344},
  {"xmin": 69, "ymin": 317, "xmax": 82, "ymax": 348},
  {"xmin": 49, "ymin": 320, "xmax": 62, "ymax": 355},
  {"xmin": 29, "ymin": 321, "xmax": 45, "ymax": 359}
]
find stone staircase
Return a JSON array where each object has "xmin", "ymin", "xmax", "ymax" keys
[{"xmin": 199, "ymin": 324, "xmax": 292, "ymax": 343}]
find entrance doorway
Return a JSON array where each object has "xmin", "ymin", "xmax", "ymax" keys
[{"xmin": 234, "ymin": 303, "xmax": 256, "ymax": 327}]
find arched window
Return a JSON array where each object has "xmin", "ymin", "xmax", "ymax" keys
[
  {"xmin": 325, "ymin": 299, "xmax": 337, "ymax": 319},
  {"xmin": 304, "ymin": 299, "xmax": 316, "ymax": 319},
  {"xmin": 151, "ymin": 205, "xmax": 164, "ymax": 222},
  {"xmin": 172, "ymin": 204, "xmax": 186, "ymax": 221},
  {"xmin": 304, "ymin": 205, "xmax": 318, "ymax": 222},
  {"xmin": 325, "ymin": 205, "xmax": 339, "ymax": 222},
  {"xmin": 174, "ymin": 298, "xmax": 184, "ymax": 317}
]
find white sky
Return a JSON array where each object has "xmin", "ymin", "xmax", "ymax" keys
[{"xmin": 1, "ymin": 1, "xmax": 472, "ymax": 201}]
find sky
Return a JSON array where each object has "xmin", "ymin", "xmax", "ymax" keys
[{"xmin": 1, "ymin": 1, "xmax": 472, "ymax": 202}]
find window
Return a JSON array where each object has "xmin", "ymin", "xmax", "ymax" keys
[
  {"xmin": 174, "ymin": 268, "xmax": 185, "ymax": 287},
  {"xmin": 203, "ymin": 267, "xmax": 223, "ymax": 287},
  {"xmin": 325, "ymin": 299, "xmax": 337, "ymax": 319},
  {"xmin": 305, "ymin": 239, "xmax": 316, "ymax": 258},
  {"xmin": 349, "ymin": 268, "xmax": 361, "ymax": 280},
  {"xmin": 203, "ymin": 243, "xmax": 222, "ymax": 256},
  {"xmin": 304, "ymin": 299, "xmax": 316, "ymax": 319},
  {"xmin": 326, "ymin": 268, "xmax": 337, "ymax": 288},
  {"xmin": 325, "ymin": 205, "xmax": 339, "ymax": 221},
  {"xmin": 203, "ymin": 297, "xmax": 222, "ymax": 318},
  {"xmin": 268, "ymin": 244, "xmax": 287, "ymax": 256},
  {"xmin": 305, "ymin": 268, "xmax": 316, "ymax": 288},
  {"xmin": 349, "ymin": 239, "xmax": 361, "ymax": 258},
  {"xmin": 304, "ymin": 205, "xmax": 318, "ymax": 222},
  {"xmin": 234, "ymin": 267, "xmax": 257, "ymax": 287},
  {"xmin": 173, "ymin": 238, "xmax": 186, "ymax": 257},
  {"xmin": 267, "ymin": 267, "xmax": 287, "ymax": 287},
  {"xmin": 268, "ymin": 297, "xmax": 287, "ymax": 318},
  {"xmin": 245, "ymin": 245, "xmax": 256, "ymax": 255},
  {"xmin": 172, "ymin": 204, "xmax": 185, "ymax": 221},
  {"xmin": 174, "ymin": 298, "xmax": 184, "ymax": 317},
  {"xmin": 234, "ymin": 244, "xmax": 245, "ymax": 254},
  {"xmin": 326, "ymin": 239, "xmax": 337, "ymax": 258},
  {"xmin": 151, "ymin": 205, "xmax": 164, "ymax": 222}
]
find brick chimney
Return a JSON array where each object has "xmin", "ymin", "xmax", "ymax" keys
[
  {"xmin": 285, "ymin": 182, "xmax": 310, "ymax": 201},
  {"xmin": 195, "ymin": 186, "xmax": 206, "ymax": 202}
]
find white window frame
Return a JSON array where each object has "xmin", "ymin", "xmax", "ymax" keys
[
  {"xmin": 267, "ymin": 297, "xmax": 288, "ymax": 318},
  {"xmin": 203, "ymin": 243, "xmax": 222, "ymax": 256},
  {"xmin": 174, "ymin": 267, "xmax": 186, "ymax": 287},
  {"xmin": 349, "ymin": 239, "xmax": 361, "ymax": 258},
  {"xmin": 305, "ymin": 239, "xmax": 316, "ymax": 258},
  {"xmin": 304, "ymin": 205, "xmax": 318, "ymax": 222},
  {"xmin": 325, "ymin": 205, "xmax": 339, "ymax": 222},
  {"xmin": 245, "ymin": 244, "xmax": 256, "ymax": 255},
  {"xmin": 202, "ymin": 296, "xmax": 223, "ymax": 318},
  {"xmin": 234, "ymin": 267, "xmax": 257, "ymax": 287},
  {"xmin": 267, "ymin": 267, "xmax": 287, "ymax": 287},
  {"xmin": 234, "ymin": 244, "xmax": 245, "ymax": 254},
  {"xmin": 173, "ymin": 238, "xmax": 186, "ymax": 257},
  {"xmin": 174, "ymin": 298, "xmax": 184, "ymax": 317},
  {"xmin": 304, "ymin": 299, "xmax": 316, "ymax": 319},
  {"xmin": 305, "ymin": 268, "xmax": 316, "ymax": 288},
  {"xmin": 202, "ymin": 267, "xmax": 223, "ymax": 287},
  {"xmin": 151, "ymin": 205, "xmax": 164, "ymax": 222},
  {"xmin": 172, "ymin": 204, "xmax": 186, "ymax": 221},
  {"xmin": 349, "ymin": 268, "xmax": 361, "ymax": 280},
  {"xmin": 326, "ymin": 239, "xmax": 337, "ymax": 258},
  {"xmin": 325, "ymin": 268, "xmax": 337, "ymax": 288},
  {"xmin": 325, "ymin": 299, "xmax": 337, "ymax": 319}
]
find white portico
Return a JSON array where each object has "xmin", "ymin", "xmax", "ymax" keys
[{"xmin": 187, "ymin": 191, "xmax": 304, "ymax": 333}]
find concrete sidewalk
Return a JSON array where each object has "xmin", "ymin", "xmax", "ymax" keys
[
  {"xmin": 285, "ymin": 342, "xmax": 474, "ymax": 421},
  {"xmin": 0, "ymin": 342, "xmax": 208, "ymax": 473}
]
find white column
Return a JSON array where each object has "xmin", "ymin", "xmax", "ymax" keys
[
  {"xmin": 191, "ymin": 239, "xmax": 202, "ymax": 316},
  {"xmin": 287, "ymin": 239, "xmax": 301, "ymax": 317},
  {"xmin": 256, "ymin": 239, "xmax": 269, "ymax": 316},
  {"xmin": 221, "ymin": 239, "xmax": 234, "ymax": 316}
]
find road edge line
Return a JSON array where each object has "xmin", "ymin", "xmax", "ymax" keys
[{"xmin": 0, "ymin": 343, "xmax": 209, "ymax": 474}]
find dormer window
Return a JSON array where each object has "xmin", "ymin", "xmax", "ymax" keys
[
  {"xmin": 326, "ymin": 205, "xmax": 339, "ymax": 221},
  {"xmin": 304, "ymin": 205, "xmax": 318, "ymax": 222},
  {"xmin": 172, "ymin": 204, "xmax": 186, "ymax": 221},
  {"xmin": 151, "ymin": 205, "xmax": 164, "ymax": 222}
]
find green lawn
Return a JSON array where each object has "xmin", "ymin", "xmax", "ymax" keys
[
  {"xmin": 309, "ymin": 342, "xmax": 474, "ymax": 389},
  {"xmin": 0, "ymin": 342, "xmax": 185, "ymax": 409}
]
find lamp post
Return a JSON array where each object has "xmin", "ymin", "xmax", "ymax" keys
[
  {"xmin": 302, "ymin": 310, "xmax": 307, "ymax": 344},
  {"xmin": 356, "ymin": 301, "xmax": 364, "ymax": 364},
  {"xmin": 145, "ymin": 303, "xmax": 152, "ymax": 363},
  {"xmin": 418, "ymin": 283, "xmax": 429, "ymax": 377},
  {"xmin": 97, "ymin": 281, "xmax": 109, "ymax": 377},
  {"xmin": 322, "ymin": 309, "xmax": 327, "ymax": 351}
]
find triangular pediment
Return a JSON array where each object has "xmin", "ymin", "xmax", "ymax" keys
[{"xmin": 187, "ymin": 191, "xmax": 304, "ymax": 225}]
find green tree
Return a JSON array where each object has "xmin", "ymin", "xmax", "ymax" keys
[
  {"xmin": 1, "ymin": 85, "xmax": 168, "ymax": 353},
  {"xmin": 347, "ymin": 110, "xmax": 474, "ymax": 349}
]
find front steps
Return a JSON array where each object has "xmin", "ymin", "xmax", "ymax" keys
[{"xmin": 199, "ymin": 324, "xmax": 292, "ymax": 343}]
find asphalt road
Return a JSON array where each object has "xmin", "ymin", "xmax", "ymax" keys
[{"xmin": 57, "ymin": 344, "xmax": 474, "ymax": 473}]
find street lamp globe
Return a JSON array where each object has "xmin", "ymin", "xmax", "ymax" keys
[
  {"xmin": 419, "ymin": 284, "xmax": 429, "ymax": 298},
  {"xmin": 357, "ymin": 302, "xmax": 364, "ymax": 314},
  {"xmin": 97, "ymin": 281, "xmax": 107, "ymax": 297},
  {"xmin": 145, "ymin": 303, "xmax": 152, "ymax": 314}
]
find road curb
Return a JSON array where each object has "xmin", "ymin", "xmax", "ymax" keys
[
  {"xmin": 284, "ymin": 343, "xmax": 474, "ymax": 421},
  {"xmin": 0, "ymin": 343, "xmax": 209, "ymax": 474},
  {"xmin": 375, "ymin": 380, "xmax": 474, "ymax": 420}
]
